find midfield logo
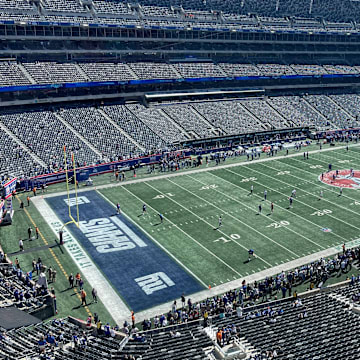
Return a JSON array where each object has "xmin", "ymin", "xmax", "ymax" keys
[
  {"xmin": 64, "ymin": 196, "xmax": 90, "ymax": 207},
  {"xmin": 320, "ymin": 170, "xmax": 360, "ymax": 189},
  {"xmin": 135, "ymin": 272, "xmax": 175, "ymax": 295}
]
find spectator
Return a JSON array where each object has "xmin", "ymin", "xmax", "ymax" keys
[
  {"xmin": 81, "ymin": 289, "xmax": 87, "ymax": 306},
  {"xmin": 92, "ymin": 288, "xmax": 97, "ymax": 303},
  {"xmin": 68, "ymin": 273, "xmax": 74, "ymax": 288}
]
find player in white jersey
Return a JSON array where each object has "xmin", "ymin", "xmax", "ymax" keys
[
  {"xmin": 319, "ymin": 190, "xmax": 323, "ymax": 200},
  {"xmin": 264, "ymin": 190, "xmax": 267, "ymax": 201},
  {"xmin": 250, "ymin": 185, "xmax": 254, "ymax": 195},
  {"xmin": 291, "ymin": 189, "xmax": 296, "ymax": 198}
]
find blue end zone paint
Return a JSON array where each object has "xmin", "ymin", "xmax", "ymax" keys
[{"xmin": 46, "ymin": 191, "xmax": 204, "ymax": 312}]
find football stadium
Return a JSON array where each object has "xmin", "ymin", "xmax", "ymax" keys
[{"xmin": 1, "ymin": 0, "xmax": 360, "ymax": 359}]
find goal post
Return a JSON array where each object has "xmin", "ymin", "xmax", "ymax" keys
[{"xmin": 61, "ymin": 146, "xmax": 80, "ymax": 231}]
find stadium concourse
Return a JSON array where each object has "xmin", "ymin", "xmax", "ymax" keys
[{"xmin": 3, "ymin": 0, "xmax": 360, "ymax": 359}]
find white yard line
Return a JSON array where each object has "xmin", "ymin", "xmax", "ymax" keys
[
  {"xmin": 224, "ymin": 167, "xmax": 350, "ymax": 245},
  {"xmin": 120, "ymin": 185, "xmax": 242, "ymax": 277},
  {"xmin": 169, "ymin": 176, "xmax": 299, "ymax": 258},
  {"xmin": 31, "ymin": 196, "xmax": 129, "ymax": 325},
  {"xmin": 145, "ymin": 180, "xmax": 273, "ymax": 266},
  {"xmin": 231, "ymin": 165, "xmax": 360, "ymax": 236},
  {"xmin": 190, "ymin": 171, "xmax": 327, "ymax": 251},
  {"xmin": 95, "ymin": 190, "xmax": 208, "ymax": 288}
]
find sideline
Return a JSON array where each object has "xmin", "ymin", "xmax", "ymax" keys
[
  {"xmin": 42, "ymin": 142, "xmax": 360, "ymax": 199},
  {"xmin": 13, "ymin": 196, "xmax": 92, "ymax": 317},
  {"xmin": 134, "ymin": 237, "xmax": 360, "ymax": 323}
]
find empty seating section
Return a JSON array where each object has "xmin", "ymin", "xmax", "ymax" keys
[
  {"xmin": 305, "ymin": 94, "xmax": 355, "ymax": 128},
  {"xmin": 0, "ymin": 128, "xmax": 43, "ymax": 177},
  {"xmin": 277, "ymin": 0, "xmax": 311, "ymax": 18},
  {"xmin": 0, "ymin": 0, "xmax": 34, "ymax": 11},
  {"xmin": 210, "ymin": 288, "xmax": 360, "ymax": 360},
  {"xmin": 127, "ymin": 104, "xmax": 187, "ymax": 143},
  {"xmin": 333, "ymin": 281, "xmax": 360, "ymax": 300},
  {"xmin": 140, "ymin": 5, "xmax": 177, "ymax": 18},
  {"xmin": 23, "ymin": 62, "xmax": 87, "ymax": 84},
  {"xmin": 41, "ymin": 0, "xmax": 87, "ymax": 13},
  {"xmin": 219, "ymin": 63, "xmax": 260, "ymax": 77},
  {"xmin": 268, "ymin": 96, "xmax": 322, "ymax": 127},
  {"xmin": 241, "ymin": 99, "xmax": 288, "ymax": 129},
  {"xmin": 129, "ymin": 62, "xmax": 181, "ymax": 79},
  {"xmin": 192, "ymin": 100, "xmax": 265, "ymax": 135},
  {"xmin": 0, "ymin": 62, "xmax": 359, "ymax": 87},
  {"xmin": 324, "ymin": 65, "xmax": 360, "ymax": 74},
  {"xmin": 241, "ymin": 0, "xmax": 278, "ymax": 16},
  {"xmin": 3, "ymin": 93, "xmax": 360, "ymax": 177},
  {"xmin": 59, "ymin": 107, "xmax": 141, "ymax": 159},
  {"xmin": 312, "ymin": 0, "xmax": 350, "ymax": 22},
  {"xmin": 174, "ymin": 62, "xmax": 226, "ymax": 78},
  {"xmin": 291, "ymin": 64, "xmax": 328, "ymax": 75},
  {"xmin": 162, "ymin": 104, "xmax": 214, "ymax": 138},
  {"xmin": 0, "ymin": 110, "xmax": 98, "ymax": 168},
  {"xmin": 79, "ymin": 62, "xmax": 135, "ymax": 81},
  {"xmin": 0, "ymin": 62, "xmax": 31, "ymax": 87},
  {"xmin": 101, "ymin": 104, "xmax": 167, "ymax": 151},
  {"xmin": 92, "ymin": 0, "xmax": 133, "ymax": 16},
  {"xmin": 183, "ymin": 9, "xmax": 216, "ymax": 21},
  {"xmin": 330, "ymin": 94, "xmax": 360, "ymax": 121},
  {"xmin": 0, "ymin": 0, "xmax": 359, "ymax": 29},
  {"xmin": 256, "ymin": 64, "xmax": 296, "ymax": 76}
]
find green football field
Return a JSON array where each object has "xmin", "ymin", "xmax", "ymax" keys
[
  {"xmin": 100, "ymin": 145, "xmax": 360, "ymax": 288},
  {"xmin": 2, "ymin": 143, "xmax": 360, "ymax": 325}
]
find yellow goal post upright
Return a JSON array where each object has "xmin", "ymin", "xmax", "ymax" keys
[{"xmin": 60, "ymin": 145, "xmax": 80, "ymax": 234}]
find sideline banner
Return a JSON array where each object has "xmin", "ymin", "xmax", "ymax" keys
[{"xmin": 18, "ymin": 152, "xmax": 191, "ymax": 189}]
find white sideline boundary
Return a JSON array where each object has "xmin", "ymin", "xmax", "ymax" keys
[
  {"xmin": 34, "ymin": 142, "xmax": 360, "ymax": 324},
  {"xmin": 134, "ymin": 237, "xmax": 360, "ymax": 323},
  {"xmin": 32, "ymin": 196, "xmax": 129, "ymax": 325}
]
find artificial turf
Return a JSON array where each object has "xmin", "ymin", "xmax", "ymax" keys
[{"xmin": 1, "ymin": 141, "xmax": 360, "ymax": 324}]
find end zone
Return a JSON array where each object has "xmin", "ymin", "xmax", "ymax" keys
[{"xmin": 42, "ymin": 191, "xmax": 204, "ymax": 313}]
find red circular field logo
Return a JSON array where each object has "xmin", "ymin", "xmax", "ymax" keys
[{"xmin": 320, "ymin": 170, "xmax": 360, "ymax": 189}]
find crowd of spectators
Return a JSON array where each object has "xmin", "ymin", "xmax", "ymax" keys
[
  {"xmin": 0, "ymin": 249, "xmax": 52, "ymax": 312},
  {"xmin": 136, "ymin": 246, "xmax": 360, "ymax": 331}
]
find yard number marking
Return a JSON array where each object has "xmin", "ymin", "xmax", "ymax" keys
[
  {"xmin": 240, "ymin": 177, "xmax": 257, "ymax": 183},
  {"xmin": 310, "ymin": 209, "xmax": 332, "ymax": 216},
  {"xmin": 214, "ymin": 233, "xmax": 241, "ymax": 243},
  {"xmin": 200, "ymin": 184, "xmax": 218, "ymax": 190},
  {"xmin": 266, "ymin": 221, "xmax": 290, "ymax": 229},
  {"xmin": 153, "ymin": 193, "xmax": 175, "ymax": 200}
]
